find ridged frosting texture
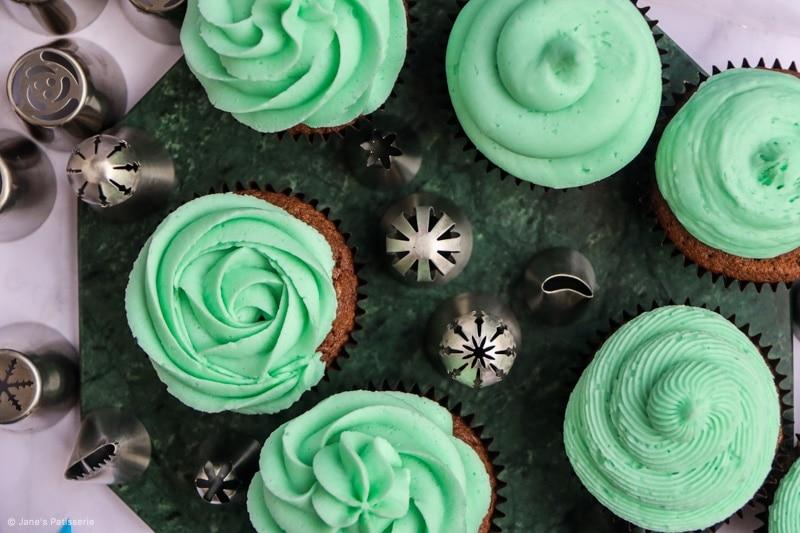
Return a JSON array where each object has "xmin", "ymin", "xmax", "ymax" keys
[
  {"xmin": 656, "ymin": 68, "xmax": 800, "ymax": 258},
  {"xmin": 445, "ymin": 0, "xmax": 662, "ymax": 188},
  {"xmin": 181, "ymin": 0, "xmax": 408, "ymax": 133},
  {"xmin": 125, "ymin": 193, "xmax": 337, "ymax": 414},
  {"xmin": 247, "ymin": 390, "xmax": 492, "ymax": 532},
  {"xmin": 770, "ymin": 459, "xmax": 800, "ymax": 533},
  {"xmin": 564, "ymin": 305, "xmax": 779, "ymax": 532}
]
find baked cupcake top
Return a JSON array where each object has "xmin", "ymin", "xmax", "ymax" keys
[
  {"xmin": 564, "ymin": 305, "xmax": 779, "ymax": 532},
  {"xmin": 181, "ymin": 0, "xmax": 408, "ymax": 133},
  {"xmin": 125, "ymin": 193, "xmax": 337, "ymax": 414},
  {"xmin": 445, "ymin": 0, "xmax": 662, "ymax": 188},
  {"xmin": 247, "ymin": 390, "xmax": 492, "ymax": 532},
  {"xmin": 770, "ymin": 458, "xmax": 800, "ymax": 533},
  {"xmin": 656, "ymin": 68, "xmax": 800, "ymax": 259}
]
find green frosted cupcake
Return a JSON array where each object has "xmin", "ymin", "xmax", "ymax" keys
[
  {"xmin": 181, "ymin": 0, "xmax": 409, "ymax": 134},
  {"xmin": 445, "ymin": 0, "xmax": 662, "ymax": 188},
  {"xmin": 125, "ymin": 192, "xmax": 358, "ymax": 415},
  {"xmin": 655, "ymin": 67, "xmax": 800, "ymax": 284},
  {"xmin": 247, "ymin": 390, "xmax": 498, "ymax": 533},
  {"xmin": 769, "ymin": 457, "xmax": 800, "ymax": 533},
  {"xmin": 564, "ymin": 305, "xmax": 780, "ymax": 532}
]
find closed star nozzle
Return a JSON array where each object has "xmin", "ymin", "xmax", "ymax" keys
[{"xmin": 345, "ymin": 116, "xmax": 421, "ymax": 189}]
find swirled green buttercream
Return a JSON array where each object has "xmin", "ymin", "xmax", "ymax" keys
[
  {"xmin": 657, "ymin": 68, "xmax": 800, "ymax": 259},
  {"xmin": 181, "ymin": 0, "xmax": 408, "ymax": 133},
  {"xmin": 247, "ymin": 390, "xmax": 492, "ymax": 532},
  {"xmin": 445, "ymin": 0, "xmax": 662, "ymax": 188},
  {"xmin": 770, "ymin": 459, "xmax": 800, "ymax": 533},
  {"xmin": 125, "ymin": 193, "xmax": 337, "ymax": 414},
  {"xmin": 564, "ymin": 305, "xmax": 779, "ymax": 532}
]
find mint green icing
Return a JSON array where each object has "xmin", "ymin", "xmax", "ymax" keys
[
  {"xmin": 125, "ymin": 193, "xmax": 337, "ymax": 414},
  {"xmin": 445, "ymin": 0, "xmax": 662, "ymax": 188},
  {"xmin": 247, "ymin": 390, "xmax": 492, "ymax": 532},
  {"xmin": 180, "ymin": 0, "xmax": 408, "ymax": 133},
  {"xmin": 770, "ymin": 458, "xmax": 800, "ymax": 533},
  {"xmin": 564, "ymin": 305, "xmax": 779, "ymax": 532},
  {"xmin": 656, "ymin": 68, "xmax": 800, "ymax": 259}
]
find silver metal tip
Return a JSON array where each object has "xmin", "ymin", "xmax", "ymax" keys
[
  {"xmin": 65, "ymin": 442, "xmax": 119, "ymax": 480},
  {"xmin": 7, "ymin": 47, "xmax": 87, "ymax": 127},
  {"xmin": 194, "ymin": 461, "xmax": 243, "ymax": 505},
  {"xmin": 0, "ymin": 350, "xmax": 38, "ymax": 424},
  {"xmin": 524, "ymin": 247, "xmax": 597, "ymax": 326},
  {"xmin": 383, "ymin": 193, "xmax": 472, "ymax": 284},
  {"xmin": 65, "ymin": 409, "xmax": 151, "ymax": 484},
  {"xmin": 67, "ymin": 134, "xmax": 141, "ymax": 208},
  {"xmin": 440, "ymin": 311, "xmax": 517, "ymax": 389},
  {"xmin": 129, "ymin": 0, "xmax": 184, "ymax": 13}
]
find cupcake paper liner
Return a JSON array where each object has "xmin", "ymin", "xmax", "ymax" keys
[
  {"xmin": 652, "ymin": 58, "xmax": 800, "ymax": 292},
  {"xmin": 439, "ymin": 0, "xmax": 671, "ymax": 192},
  {"xmin": 194, "ymin": 180, "xmax": 368, "ymax": 379},
  {"xmin": 650, "ymin": 216, "xmax": 796, "ymax": 293},
  {"xmin": 753, "ymin": 437, "xmax": 800, "ymax": 532},
  {"xmin": 568, "ymin": 299, "xmax": 791, "ymax": 533}
]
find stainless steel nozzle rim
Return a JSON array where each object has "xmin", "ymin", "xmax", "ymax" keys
[
  {"xmin": 0, "ymin": 130, "xmax": 58, "ymax": 241},
  {"xmin": 68, "ymin": 134, "xmax": 141, "ymax": 208},
  {"xmin": 3, "ymin": 0, "xmax": 109, "ymax": 35},
  {"xmin": 7, "ymin": 47, "xmax": 89, "ymax": 128},
  {"xmin": 0, "ymin": 323, "xmax": 78, "ymax": 431},
  {"xmin": 0, "ymin": 349, "xmax": 41, "ymax": 425},
  {"xmin": 129, "ymin": 0, "xmax": 185, "ymax": 13},
  {"xmin": 66, "ymin": 127, "xmax": 177, "ymax": 218},
  {"xmin": 382, "ymin": 193, "xmax": 473, "ymax": 284},
  {"xmin": 0, "ymin": 158, "xmax": 13, "ymax": 214}
]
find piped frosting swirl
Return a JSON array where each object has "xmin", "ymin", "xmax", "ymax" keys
[
  {"xmin": 445, "ymin": 0, "xmax": 662, "ymax": 188},
  {"xmin": 247, "ymin": 390, "xmax": 492, "ymax": 532},
  {"xmin": 180, "ymin": 0, "xmax": 408, "ymax": 133},
  {"xmin": 656, "ymin": 68, "xmax": 800, "ymax": 259},
  {"xmin": 564, "ymin": 305, "xmax": 779, "ymax": 532},
  {"xmin": 125, "ymin": 193, "xmax": 337, "ymax": 414},
  {"xmin": 770, "ymin": 459, "xmax": 800, "ymax": 533}
]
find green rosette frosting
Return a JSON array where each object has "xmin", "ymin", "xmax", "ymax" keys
[
  {"xmin": 125, "ymin": 193, "xmax": 337, "ymax": 415},
  {"xmin": 180, "ymin": 0, "xmax": 408, "ymax": 133},
  {"xmin": 656, "ymin": 68, "xmax": 800, "ymax": 259},
  {"xmin": 770, "ymin": 459, "xmax": 800, "ymax": 533},
  {"xmin": 564, "ymin": 305, "xmax": 779, "ymax": 532},
  {"xmin": 247, "ymin": 390, "xmax": 492, "ymax": 532},
  {"xmin": 445, "ymin": 0, "xmax": 662, "ymax": 188}
]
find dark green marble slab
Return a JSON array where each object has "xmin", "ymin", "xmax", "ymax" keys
[{"xmin": 79, "ymin": 8, "xmax": 793, "ymax": 533}]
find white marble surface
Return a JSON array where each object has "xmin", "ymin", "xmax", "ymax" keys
[
  {"xmin": 0, "ymin": 1, "xmax": 797, "ymax": 531},
  {"xmin": 0, "ymin": 1, "xmax": 181, "ymax": 531}
]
